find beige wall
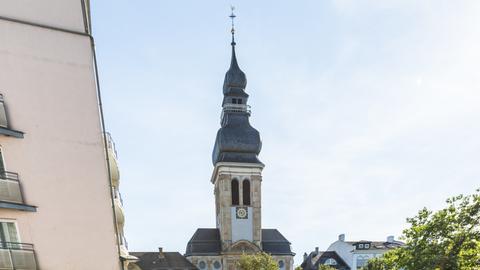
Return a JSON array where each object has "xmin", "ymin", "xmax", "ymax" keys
[
  {"xmin": 0, "ymin": 0, "xmax": 86, "ymax": 32},
  {"xmin": 0, "ymin": 2, "xmax": 121, "ymax": 270}
]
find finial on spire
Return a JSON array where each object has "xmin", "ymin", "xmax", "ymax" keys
[{"xmin": 229, "ymin": 6, "xmax": 236, "ymax": 45}]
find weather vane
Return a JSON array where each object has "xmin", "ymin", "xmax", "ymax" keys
[{"xmin": 229, "ymin": 6, "xmax": 236, "ymax": 45}]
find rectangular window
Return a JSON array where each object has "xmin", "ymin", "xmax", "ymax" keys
[
  {"xmin": 0, "ymin": 221, "xmax": 20, "ymax": 243},
  {"xmin": 232, "ymin": 98, "xmax": 237, "ymax": 104},
  {"xmin": 359, "ymin": 244, "xmax": 364, "ymax": 249},
  {"xmin": 238, "ymin": 99, "xmax": 243, "ymax": 104}
]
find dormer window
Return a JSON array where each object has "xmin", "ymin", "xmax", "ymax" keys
[
  {"xmin": 359, "ymin": 244, "xmax": 364, "ymax": 249},
  {"xmin": 365, "ymin": 244, "xmax": 370, "ymax": 249}
]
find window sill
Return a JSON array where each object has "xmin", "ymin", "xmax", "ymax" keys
[
  {"xmin": 0, "ymin": 126, "xmax": 24, "ymax": 138},
  {"xmin": 0, "ymin": 201, "xmax": 36, "ymax": 212}
]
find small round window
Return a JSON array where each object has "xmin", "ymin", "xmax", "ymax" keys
[
  {"xmin": 278, "ymin": 260, "xmax": 285, "ymax": 268},
  {"xmin": 198, "ymin": 261, "xmax": 207, "ymax": 269},
  {"xmin": 213, "ymin": 261, "xmax": 222, "ymax": 269}
]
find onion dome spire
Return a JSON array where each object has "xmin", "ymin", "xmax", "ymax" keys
[
  {"xmin": 223, "ymin": 6, "xmax": 247, "ymax": 94},
  {"xmin": 212, "ymin": 8, "xmax": 262, "ymax": 166}
]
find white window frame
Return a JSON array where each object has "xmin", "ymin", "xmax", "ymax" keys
[{"xmin": 0, "ymin": 219, "xmax": 21, "ymax": 243}]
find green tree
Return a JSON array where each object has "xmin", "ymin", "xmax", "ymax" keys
[
  {"xmin": 363, "ymin": 189, "xmax": 480, "ymax": 270},
  {"xmin": 361, "ymin": 257, "xmax": 394, "ymax": 270},
  {"xmin": 237, "ymin": 252, "xmax": 279, "ymax": 270},
  {"xmin": 317, "ymin": 265, "xmax": 336, "ymax": 270}
]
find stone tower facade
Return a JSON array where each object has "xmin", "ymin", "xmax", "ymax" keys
[
  {"xmin": 213, "ymin": 164, "xmax": 263, "ymax": 250},
  {"xmin": 185, "ymin": 13, "xmax": 294, "ymax": 270}
]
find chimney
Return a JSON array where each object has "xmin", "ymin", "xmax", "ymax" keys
[
  {"xmin": 387, "ymin": 236, "xmax": 394, "ymax": 243},
  {"xmin": 158, "ymin": 247, "xmax": 164, "ymax": 258},
  {"xmin": 303, "ymin": 252, "xmax": 308, "ymax": 261},
  {"xmin": 315, "ymin": 247, "xmax": 319, "ymax": 254},
  {"xmin": 339, "ymin": 234, "xmax": 345, "ymax": 242}
]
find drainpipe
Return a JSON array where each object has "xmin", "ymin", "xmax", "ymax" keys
[{"xmin": 81, "ymin": 1, "xmax": 126, "ymax": 269}]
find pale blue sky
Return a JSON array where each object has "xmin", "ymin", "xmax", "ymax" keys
[{"xmin": 91, "ymin": 1, "xmax": 480, "ymax": 265}]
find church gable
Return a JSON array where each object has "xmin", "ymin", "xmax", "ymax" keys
[{"xmin": 226, "ymin": 240, "xmax": 262, "ymax": 254}]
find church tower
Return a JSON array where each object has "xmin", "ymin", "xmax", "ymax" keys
[
  {"xmin": 185, "ymin": 10, "xmax": 294, "ymax": 270},
  {"xmin": 212, "ymin": 13, "xmax": 263, "ymax": 251}
]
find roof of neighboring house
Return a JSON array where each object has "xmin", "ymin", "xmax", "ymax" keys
[
  {"xmin": 130, "ymin": 251, "xmax": 197, "ymax": 270},
  {"xmin": 185, "ymin": 228, "xmax": 294, "ymax": 256},
  {"xmin": 348, "ymin": 240, "xmax": 405, "ymax": 250},
  {"xmin": 300, "ymin": 250, "xmax": 350, "ymax": 270}
]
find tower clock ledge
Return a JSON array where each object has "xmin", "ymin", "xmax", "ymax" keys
[{"xmin": 210, "ymin": 162, "xmax": 264, "ymax": 184}]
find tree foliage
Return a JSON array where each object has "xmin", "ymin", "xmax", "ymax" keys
[
  {"xmin": 317, "ymin": 265, "xmax": 336, "ymax": 270},
  {"xmin": 237, "ymin": 252, "xmax": 279, "ymax": 270},
  {"xmin": 363, "ymin": 189, "xmax": 480, "ymax": 270}
]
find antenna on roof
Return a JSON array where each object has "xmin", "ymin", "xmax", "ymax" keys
[{"xmin": 229, "ymin": 6, "xmax": 236, "ymax": 45}]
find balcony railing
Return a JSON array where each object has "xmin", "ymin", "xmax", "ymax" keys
[
  {"xmin": 105, "ymin": 132, "xmax": 118, "ymax": 160},
  {"xmin": 0, "ymin": 94, "xmax": 23, "ymax": 139},
  {"xmin": 221, "ymin": 104, "xmax": 251, "ymax": 122},
  {"xmin": 0, "ymin": 242, "xmax": 38, "ymax": 270},
  {"xmin": 0, "ymin": 171, "xmax": 24, "ymax": 204},
  {"xmin": 223, "ymin": 104, "xmax": 251, "ymax": 114}
]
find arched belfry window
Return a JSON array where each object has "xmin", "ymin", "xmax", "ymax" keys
[
  {"xmin": 231, "ymin": 179, "xmax": 239, "ymax": 205},
  {"xmin": 243, "ymin": 180, "xmax": 251, "ymax": 206}
]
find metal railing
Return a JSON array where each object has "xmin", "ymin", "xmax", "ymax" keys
[
  {"xmin": 0, "ymin": 171, "xmax": 25, "ymax": 204},
  {"xmin": 221, "ymin": 104, "xmax": 251, "ymax": 122},
  {"xmin": 113, "ymin": 188, "xmax": 124, "ymax": 206},
  {"xmin": 104, "ymin": 132, "xmax": 118, "ymax": 160},
  {"xmin": 0, "ymin": 242, "xmax": 38, "ymax": 270},
  {"xmin": 223, "ymin": 104, "xmax": 251, "ymax": 114}
]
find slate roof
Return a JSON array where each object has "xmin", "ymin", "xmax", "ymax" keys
[
  {"xmin": 300, "ymin": 251, "xmax": 350, "ymax": 270},
  {"xmin": 185, "ymin": 228, "xmax": 294, "ymax": 256},
  {"xmin": 129, "ymin": 252, "xmax": 197, "ymax": 270},
  {"xmin": 261, "ymin": 229, "xmax": 295, "ymax": 255},
  {"xmin": 347, "ymin": 240, "xmax": 405, "ymax": 250},
  {"xmin": 185, "ymin": 228, "xmax": 222, "ymax": 256},
  {"xmin": 212, "ymin": 34, "xmax": 262, "ymax": 166}
]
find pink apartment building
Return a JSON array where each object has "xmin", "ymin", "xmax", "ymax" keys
[{"xmin": 0, "ymin": 1, "xmax": 134, "ymax": 269}]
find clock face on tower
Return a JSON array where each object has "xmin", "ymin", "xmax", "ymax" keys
[{"xmin": 236, "ymin": 207, "xmax": 248, "ymax": 219}]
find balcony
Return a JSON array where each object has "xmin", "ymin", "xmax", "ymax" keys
[
  {"xmin": 0, "ymin": 172, "xmax": 36, "ymax": 212},
  {"xmin": 0, "ymin": 242, "xmax": 38, "ymax": 270},
  {"xmin": 113, "ymin": 188, "xmax": 125, "ymax": 226},
  {"xmin": 105, "ymin": 132, "xmax": 120, "ymax": 187},
  {"xmin": 0, "ymin": 94, "xmax": 24, "ymax": 139}
]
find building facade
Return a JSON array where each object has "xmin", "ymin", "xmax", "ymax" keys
[
  {"xmin": 184, "ymin": 16, "xmax": 294, "ymax": 270},
  {"xmin": 0, "ymin": 1, "xmax": 132, "ymax": 269},
  {"xmin": 327, "ymin": 234, "xmax": 404, "ymax": 269}
]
